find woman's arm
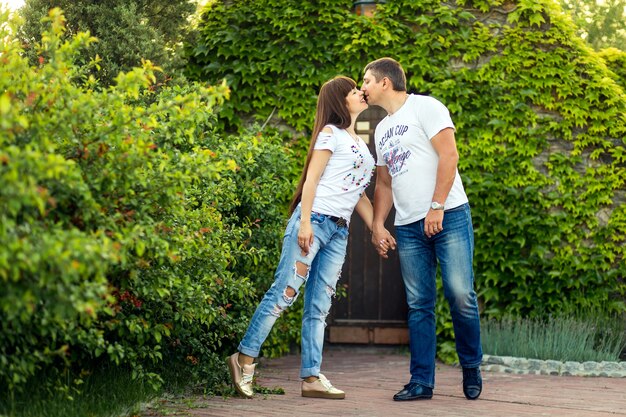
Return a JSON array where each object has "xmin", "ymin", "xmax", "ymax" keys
[
  {"xmin": 299, "ymin": 139, "xmax": 332, "ymax": 254},
  {"xmin": 354, "ymin": 194, "xmax": 374, "ymax": 231}
]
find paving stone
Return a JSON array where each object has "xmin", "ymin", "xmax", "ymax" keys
[{"xmin": 140, "ymin": 347, "xmax": 626, "ymax": 417}]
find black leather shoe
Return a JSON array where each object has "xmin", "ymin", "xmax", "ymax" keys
[
  {"xmin": 393, "ymin": 382, "xmax": 433, "ymax": 401},
  {"xmin": 462, "ymin": 367, "xmax": 482, "ymax": 400}
]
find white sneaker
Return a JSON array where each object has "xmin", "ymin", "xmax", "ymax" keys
[
  {"xmin": 301, "ymin": 373, "xmax": 345, "ymax": 399},
  {"xmin": 226, "ymin": 352, "xmax": 256, "ymax": 398}
]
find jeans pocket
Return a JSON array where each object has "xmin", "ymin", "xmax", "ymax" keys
[
  {"xmin": 310, "ymin": 212, "xmax": 326, "ymax": 225},
  {"xmin": 284, "ymin": 208, "xmax": 302, "ymax": 239}
]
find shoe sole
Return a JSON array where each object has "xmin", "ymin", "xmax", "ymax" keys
[
  {"xmin": 464, "ymin": 391, "xmax": 481, "ymax": 400},
  {"xmin": 393, "ymin": 395, "xmax": 433, "ymax": 401},
  {"xmin": 302, "ymin": 391, "xmax": 345, "ymax": 399},
  {"xmin": 463, "ymin": 384, "xmax": 482, "ymax": 400},
  {"xmin": 226, "ymin": 354, "xmax": 253, "ymax": 399}
]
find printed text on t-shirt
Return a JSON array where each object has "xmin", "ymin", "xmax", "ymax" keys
[
  {"xmin": 379, "ymin": 124, "xmax": 409, "ymax": 148},
  {"xmin": 379, "ymin": 124, "xmax": 411, "ymax": 176}
]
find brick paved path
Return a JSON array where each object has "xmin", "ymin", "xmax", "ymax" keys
[{"xmin": 143, "ymin": 346, "xmax": 626, "ymax": 417}]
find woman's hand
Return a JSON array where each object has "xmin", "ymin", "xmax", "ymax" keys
[
  {"xmin": 371, "ymin": 227, "xmax": 396, "ymax": 258},
  {"xmin": 298, "ymin": 221, "xmax": 314, "ymax": 254}
]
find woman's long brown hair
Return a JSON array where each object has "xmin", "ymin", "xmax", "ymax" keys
[{"xmin": 288, "ymin": 76, "xmax": 357, "ymax": 214}]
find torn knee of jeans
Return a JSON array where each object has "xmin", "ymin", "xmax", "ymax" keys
[
  {"xmin": 319, "ymin": 310, "xmax": 330, "ymax": 325},
  {"xmin": 271, "ymin": 304, "xmax": 283, "ymax": 317},
  {"xmin": 295, "ymin": 261, "xmax": 310, "ymax": 281},
  {"xmin": 324, "ymin": 270, "xmax": 341, "ymax": 299},
  {"xmin": 284, "ymin": 285, "xmax": 296, "ymax": 298},
  {"xmin": 281, "ymin": 285, "xmax": 297, "ymax": 304},
  {"xmin": 325, "ymin": 284, "xmax": 336, "ymax": 298}
]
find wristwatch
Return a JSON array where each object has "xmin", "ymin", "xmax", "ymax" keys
[{"xmin": 430, "ymin": 201, "xmax": 445, "ymax": 210}]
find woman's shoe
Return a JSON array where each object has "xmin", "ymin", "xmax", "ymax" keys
[
  {"xmin": 301, "ymin": 373, "xmax": 345, "ymax": 399},
  {"xmin": 226, "ymin": 352, "xmax": 256, "ymax": 398}
]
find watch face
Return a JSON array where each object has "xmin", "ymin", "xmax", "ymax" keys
[{"xmin": 431, "ymin": 202, "xmax": 444, "ymax": 210}]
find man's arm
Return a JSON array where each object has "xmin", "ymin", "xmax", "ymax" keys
[
  {"xmin": 425, "ymin": 127, "xmax": 459, "ymax": 237},
  {"xmin": 371, "ymin": 165, "xmax": 396, "ymax": 258}
]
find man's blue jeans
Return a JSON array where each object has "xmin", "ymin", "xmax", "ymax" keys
[
  {"xmin": 238, "ymin": 205, "xmax": 348, "ymax": 378},
  {"xmin": 395, "ymin": 203, "xmax": 482, "ymax": 388}
]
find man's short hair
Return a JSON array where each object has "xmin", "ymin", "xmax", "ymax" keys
[{"xmin": 364, "ymin": 57, "xmax": 407, "ymax": 92}]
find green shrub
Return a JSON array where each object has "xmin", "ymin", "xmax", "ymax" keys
[
  {"xmin": 198, "ymin": 128, "xmax": 304, "ymax": 358},
  {"xmin": 18, "ymin": 0, "xmax": 197, "ymax": 86},
  {"xmin": 0, "ymin": 8, "xmax": 298, "ymax": 398},
  {"xmin": 598, "ymin": 47, "xmax": 626, "ymax": 90}
]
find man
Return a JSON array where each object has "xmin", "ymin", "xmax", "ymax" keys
[{"xmin": 362, "ymin": 57, "xmax": 483, "ymax": 401}]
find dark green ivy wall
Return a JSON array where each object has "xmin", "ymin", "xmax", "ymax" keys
[{"xmin": 188, "ymin": 0, "xmax": 626, "ymax": 327}]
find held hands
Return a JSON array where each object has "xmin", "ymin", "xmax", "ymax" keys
[{"xmin": 371, "ymin": 228, "xmax": 396, "ymax": 259}]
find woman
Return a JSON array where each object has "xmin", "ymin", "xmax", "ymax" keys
[{"xmin": 227, "ymin": 76, "xmax": 377, "ymax": 400}]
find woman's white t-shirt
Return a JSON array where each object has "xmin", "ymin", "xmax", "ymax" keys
[
  {"xmin": 311, "ymin": 124, "xmax": 375, "ymax": 224},
  {"xmin": 374, "ymin": 94, "xmax": 468, "ymax": 226}
]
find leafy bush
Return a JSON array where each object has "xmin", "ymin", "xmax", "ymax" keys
[
  {"xmin": 0, "ymin": 8, "xmax": 299, "ymax": 398},
  {"xmin": 598, "ymin": 47, "xmax": 626, "ymax": 90},
  {"xmin": 17, "ymin": 0, "xmax": 197, "ymax": 86},
  {"xmin": 197, "ymin": 128, "xmax": 303, "ymax": 358}
]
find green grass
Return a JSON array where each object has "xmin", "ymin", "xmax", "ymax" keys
[
  {"xmin": 0, "ymin": 356, "xmax": 255, "ymax": 417},
  {"xmin": 0, "ymin": 365, "xmax": 159, "ymax": 417},
  {"xmin": 481, "ymin": 312, "xmax": 626, "ymax": 362}
]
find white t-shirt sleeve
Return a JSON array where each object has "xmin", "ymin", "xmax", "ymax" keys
[
  {"xmin": 418, "ymin": 96, "xmax": 455, "ymax": 140},
  {"xmin": 313, "ymin": 129, "xmax": 337, "ymax": 152}
]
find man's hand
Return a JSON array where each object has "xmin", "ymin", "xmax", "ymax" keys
[
  {"xmin": 371, "ymin": 228, "xmax": 396, "ymax": 259},
  {"xmin": 424, "ymin": 210, "xmax": 444, "ymax": 238}
]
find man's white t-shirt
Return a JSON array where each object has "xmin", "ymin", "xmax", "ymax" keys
[
  {"xmin": 312, "ymin": 124, "xmax": 375, "ymax": 224},
  {"xmin": 374, "ymin": 94, "xmax": 468, "ymax": 226}
]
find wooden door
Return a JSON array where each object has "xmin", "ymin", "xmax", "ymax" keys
[{"xmin": 327, "ymin": 106, "xmax": 409, "ymax": 345}]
